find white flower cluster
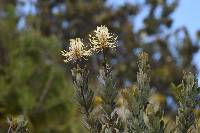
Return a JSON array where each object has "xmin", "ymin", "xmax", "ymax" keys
[
  {"xmin": 61, "ymin": 25, "xmax": 117, "ymax": 63},
  {"xmin": 89, "ymin": 25, "xmax": 117, "ymax": 52},
  {"xmin": 61, "ymin": 38, "xmax": 91, "ymax": 63}
]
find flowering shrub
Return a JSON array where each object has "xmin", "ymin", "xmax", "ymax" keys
[{"xmin": 62, "ymin": 26, "xmax": 200, "ymax": 133}]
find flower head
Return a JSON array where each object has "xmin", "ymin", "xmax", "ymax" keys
[
  {"xmin": 89, "ymin": 25, "xmax": 117, "ymax": 52},
  {"xmin": 61, "ymin": 38, "xmax": 91, "ymax": 63}
]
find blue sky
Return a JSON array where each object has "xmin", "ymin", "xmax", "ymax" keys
[{"xmin": 172, "ymin": 0, "xmax": 200, "ymax": 36}]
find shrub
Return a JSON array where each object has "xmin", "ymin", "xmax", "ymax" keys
[{"xmin": 62, "ymin": 26, "xmax": 200, "ymax": 133}]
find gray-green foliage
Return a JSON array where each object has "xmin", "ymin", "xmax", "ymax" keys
[
  {"xmin": 98, "ymin": 64, "xmax": 124, "ymax": 132},
  {"xmin": 71, "ymin": 66, "xmax": 95, "ymax": 131},
  {"xmin": 69, "ymin": 49, "xmax": 199, "ymax": 133},
  {"xmin": 70, "ymin": 51, "xmax": 123, "ymax": 132},
  {"xmin": 69, "ymin": 51, "xmax": 165, "ymax": 133},
  {"xmin": 127, "ymin": 52, "xmax": 151, "ymax": 132},
  {"xmin": 126, "ymin": 52, "xmax": 164, "ymax": 133},
  {"xmin": 171, "ymin": 72, "xmax": 199, "ymax": 133}
]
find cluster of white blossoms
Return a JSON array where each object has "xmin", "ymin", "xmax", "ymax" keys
[
  {"xmin": 62, "ymin": 25, "xmax": 117, "ymax": 63},
  {"xmin": 61, "ymin": 38, "xmax": 91, "ymax": 63},
  {"xmin": 89, "ymin": 25, "xmax": 117, "ymax": 52}
]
